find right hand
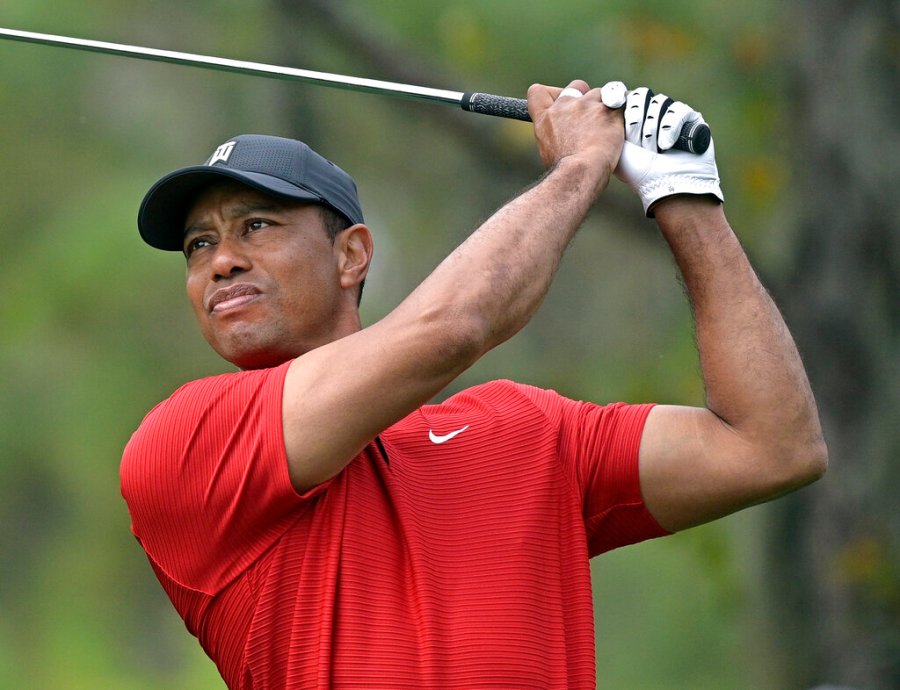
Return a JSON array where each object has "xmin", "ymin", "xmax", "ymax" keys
[{"xmin": 527, "ymin": 80, "xmax": 625, "ymax": 196}]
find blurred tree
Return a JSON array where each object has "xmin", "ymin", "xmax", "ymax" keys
[
  {"xmin": 766, "ymin": 1, "xmax": 900, "ymax": 688},
  {"xmin": 2, "ymin": 0, "xmax": 894, "ymax": 687}
]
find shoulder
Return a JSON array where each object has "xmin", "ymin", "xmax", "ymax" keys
[
  {"xmin": 386, "ymin": 379, "xmax": 572, "ymax": 443},
  {"xmin": 138, "ymin": 364, "xmax": 289, "ymax": 431},
  {"xmin": 445, "ymin": 379, "xmax": 583, "ymax": 426},
  {"xmin": 121, "ymin": 364, "xmax": 291, "ymax": 488},
  {"xmin": 443, "ymin": 379, "xmax": 566, "ymax": 409},
  {"xmin": 165, "ymin": 364, "xmax": 290, "ymax": 413},
  {"xmin": 120, "ymin": 363, "xmax": 303, "ymax": 593},
  {"xmin": 381, "ymin": 379, "xmax": 645, "ymax": 454},
  {"xmin": 421, "ymin": 380, "xmax": 655, "ymax": 449}
]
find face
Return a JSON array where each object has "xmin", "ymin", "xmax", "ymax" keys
[{"xmin": 182, "ymin": 181, "xmax": 366, "ymax": 369}]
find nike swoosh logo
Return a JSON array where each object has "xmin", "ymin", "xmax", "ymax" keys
[{"xmin": 428, "ymin": 425, "xmax": 470, "ymax": 444}]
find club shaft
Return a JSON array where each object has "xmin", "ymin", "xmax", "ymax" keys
[
  {"xmin": 0, "ymin": 27, "xmax": 467, "ymax": 107},
  {"xmin": 0, "ymin": 27, "xmax": 711, "ymax": 152}
]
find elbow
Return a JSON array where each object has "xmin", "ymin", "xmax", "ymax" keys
[
  {"xmin": 771, "ymin": 433, "xmax": 829, "ymax": 495},
  {"xmin": 420, "ymin": 307, "xmax": 493, "ymax": 373},
  {"xmin": 761, "ymin": 402, "xmax": 829, "ymax": 493},
  {"xmin": 795, "ymin": 409, "xmax": 829, "ymax": 484},
  {"xmin": 790, "ymin": 397, "xmax": 829, "ymax": 485},
  {"xmin": 446, "ymin": 316, "xmax": 492, "ymax": 368},
  {"xmin": 805, "ymin": 436, "xmax": 829, "ymax": 482}
]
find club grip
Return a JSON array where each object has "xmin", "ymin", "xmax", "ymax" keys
[
  {"xmin": 461, "ymin": 92, "xmax": 531, "ymax": 121},
  {"xmin": 461, "ymin": 91, "xmax": 711, "ymax": 154},
  {"xmin": 675, "ymin": 118, "xmax": 711, "ymax": 155}
]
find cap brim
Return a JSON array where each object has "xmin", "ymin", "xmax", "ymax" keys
[{"xmin": 138, "ymin": 166, "xmax": 324, "ymax": 251}]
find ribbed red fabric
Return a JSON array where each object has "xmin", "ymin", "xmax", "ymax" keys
[{"xmin": 121, "ymin": 365, "xmax": 668, "ymax": 689}]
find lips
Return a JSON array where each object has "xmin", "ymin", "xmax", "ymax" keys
[{"xmin": 207, "ymin": 283, "xmax": 262, "ymax": 314}]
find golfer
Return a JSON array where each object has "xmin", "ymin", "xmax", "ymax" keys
[{"xmin": 121, "ymin": 80, "xmax": 827, "ymax": 689}]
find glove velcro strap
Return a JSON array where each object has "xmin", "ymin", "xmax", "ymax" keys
[{"xmin": 639, "ymin": 175, "xmax": 725, "ymax": 216}]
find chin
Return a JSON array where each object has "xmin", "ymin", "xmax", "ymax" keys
[
  {"xmin": 226, "ymin": 348, "xmax": 296, "ymax": 371},
  {"xmin": 206, "ymin": 322, "xmax": 296, "ymax": 370},
  {"xmin": 212, "ymin": 336, "xmax": 297, "ymax": 371}
]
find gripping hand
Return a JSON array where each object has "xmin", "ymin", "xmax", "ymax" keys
[{"xmin": 614, "ymin": 87, "xmax": 724, "ymax": 216}]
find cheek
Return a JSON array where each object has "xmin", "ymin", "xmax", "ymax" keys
[
  {"xmin": 185, "ymin": 274, "xmax": 206, "ymax": 316},
  {"xmin": 275, "ymin": 247, "xmax": 335, "ymax": 294},
  {"xmin": 185, "ymin": 274, "xmax": 219, "ymax": 344}
]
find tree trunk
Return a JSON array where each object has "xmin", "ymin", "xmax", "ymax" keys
[{"xmin": 767, "ymin": 1, "xmax": 900, "ymax": 687}]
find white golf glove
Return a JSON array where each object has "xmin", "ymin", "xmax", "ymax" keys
[{"xmin": 614, "ymin": 86, "xmax": 724, "ymax": 216}]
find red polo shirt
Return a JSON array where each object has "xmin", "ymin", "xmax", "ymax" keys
[{"xmin": 121, "ymin": 363, "xmax": 667, "ymax": 689}]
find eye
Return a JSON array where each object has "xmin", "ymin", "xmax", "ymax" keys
[
  {"xmin": 246, "ymin": 218, "xmax": 271, "ymax": 232},
  {"xmin": 184, "ymin": 235, "xmax": 214, "ymax": 257}
]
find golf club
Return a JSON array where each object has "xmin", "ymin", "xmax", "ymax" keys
[{"xmin": 0, "ymin": 27, "xmax": 710, "ymax": 154}]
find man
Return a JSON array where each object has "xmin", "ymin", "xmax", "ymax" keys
[{"xmin": 121, "ymin": 80, "xmax": 827, "ymax": 688}]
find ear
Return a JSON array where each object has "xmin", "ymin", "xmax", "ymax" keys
[{"xmin": 335, "ymin": 224, "xmax": 373, "ymax": 292}]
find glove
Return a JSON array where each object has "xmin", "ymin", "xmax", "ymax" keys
[{"xmin": 614, "ymin": 87, "xmax": 724, "ymax": 216}]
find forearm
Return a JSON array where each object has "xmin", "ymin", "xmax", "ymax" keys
[
  {"xmin": 655, "ymin": 197, "xmax": 827, "ymax": 471},
  {"xmin": 395, "ymin": 80, "xmax": 621, "ymax": 359},
  {"xmin": 283, "ymin": 81, "xmax": 622, "ymax": 492},
  {"xmin": 396, "ymin": 155, "xmax": 605, "ymax": 355},
  {"xmin": 283, "ymin": 155, "xmax": 607, "ymax": 492}
]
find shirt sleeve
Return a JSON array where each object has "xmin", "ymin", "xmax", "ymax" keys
[
  {"xmin": 120, "ymin": 361, "xmax": 321, "ymax": 594},
  {"xmin": 511, "ymin": 383, "xmax": 670, "ymax": 556}
]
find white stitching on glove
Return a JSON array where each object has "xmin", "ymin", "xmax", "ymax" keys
[{"xmin": 614, "ymin": 87, "xmax": 724, "ymax": 217}]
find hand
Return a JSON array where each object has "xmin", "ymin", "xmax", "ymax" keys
[
  {"xmin": 527, "ymin": 80, "xmax": 625, "ymax": 196},
  {"xmin": 614, "ymin": 87, "xmax": 724, "ymax": 216}
]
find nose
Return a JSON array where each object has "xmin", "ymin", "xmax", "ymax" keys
[{"xmin": 209, "ymin": 236, "xmax": 252, "ymax": 280}]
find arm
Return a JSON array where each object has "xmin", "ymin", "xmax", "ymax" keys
[
  {"xmin": 283, "ymin": 81, "xmax": 623, "ymax": 492},
  {"xmin": 623, "ymin": 141, "xmax": 828, "ymax": 531}
]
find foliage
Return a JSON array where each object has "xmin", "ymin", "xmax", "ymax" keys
[{"xmin": 1, "ymin": 1, "xmax": 893, "ymax": 688}]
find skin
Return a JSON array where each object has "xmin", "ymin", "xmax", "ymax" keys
[
  {"xmin": 637, "ymin": 198, "xmax": 827, "ymax": 529},
  {"xmin": 183, "ymin": 183, "xmax": 371, "ymax": 370},
  {"xmin": 182, "ymin": 79, "xmax": 827, "ymax": 531}
]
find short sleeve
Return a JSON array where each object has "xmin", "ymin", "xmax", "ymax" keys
[
  {"xmin": 120, "ymin": 361, "xmax": 318, "ymax": 594},
  {"xmin": 512, "ymin": 383, "xmax": 670, "ymax": 556}
]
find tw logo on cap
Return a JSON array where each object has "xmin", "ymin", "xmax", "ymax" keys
[{"xmin": 207, "ymin": 141, "xmax": 236, "ymax": 166}]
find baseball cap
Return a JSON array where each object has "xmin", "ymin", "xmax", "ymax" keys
[{"xmin": 138, "ymin": 134, "xmax": 364, "ymax": 251}]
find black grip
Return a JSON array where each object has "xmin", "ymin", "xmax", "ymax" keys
[
  {"xmin": 461, "ymin": 91, "xmax": 710, "ymax": 154},
  {"xmin": 461, "ymin": 92, "xmax": 531, "ymax": 121},
  {"xmin": 675, "ymin": 118, "xmax": 711, "ymax": 155}
]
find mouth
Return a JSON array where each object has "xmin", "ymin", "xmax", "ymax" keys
[{"xmin": 207, "ymin": 283, "xmax": 263, "ymax": 314}]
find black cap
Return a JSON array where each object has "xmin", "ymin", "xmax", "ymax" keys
[{"xmin": 138, "ymin": 134, "xmax": 364, "ymax": 251}]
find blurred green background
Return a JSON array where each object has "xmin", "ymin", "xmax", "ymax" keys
[{"xmin": 1, "ymin": 1, "xmax": 897, "ymax": 688}]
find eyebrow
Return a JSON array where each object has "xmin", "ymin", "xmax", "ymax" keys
[{"xmin": 182, "ymin": 200, "xmax": 287, "ymax": 238}]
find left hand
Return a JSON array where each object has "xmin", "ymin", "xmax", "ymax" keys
[{"xmin": 614, "ymin": 87, "xmax": 724, "ymax": 216}]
